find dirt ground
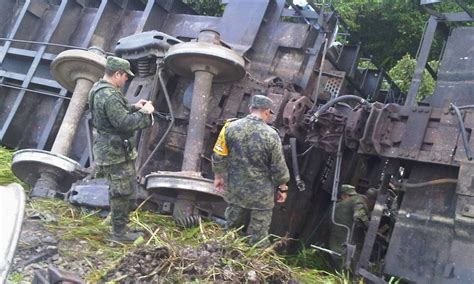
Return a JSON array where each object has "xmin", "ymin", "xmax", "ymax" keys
[
  {"xmin": 8, "ymin": 204, "xmax": 297, "ymax": 283},
  {"xmin": 9, "ymin": 216, "xmax": 107, "ymax": 282}
]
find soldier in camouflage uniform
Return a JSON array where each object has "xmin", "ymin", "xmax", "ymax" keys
[
  {"xmin": 212, "ymin": 95, "xmax": 290, "ymax": 246},
  {"xmin": 329, "ymin": 184, "xmax": 377, "ymax": 270},
  {"xmin": 88, "ymin": 56, "xmax": 155, "ymax": 242}
]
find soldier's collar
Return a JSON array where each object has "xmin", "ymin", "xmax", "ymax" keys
[
  {"xmin": 246, "ymin": 114, "xmax": 264, "ymax": 122},
  {"xmin": 97, "ymin": 79, "xmax": 120, "ymax": 91}
]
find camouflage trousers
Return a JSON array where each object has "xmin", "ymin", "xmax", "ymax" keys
[
  {"xmin": 97, "ymin": 160, "xmax": 137, "ymax": 234},
  {"xmin": 225, "ymin": 204, "xmax": 272, "ymax": 246}
]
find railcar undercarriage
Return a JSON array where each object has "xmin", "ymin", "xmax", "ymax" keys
[{"xmin": 1, "ymin": 0, "xmax": 473, "ymax": 282}]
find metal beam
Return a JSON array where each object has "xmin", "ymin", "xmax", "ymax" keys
[
  {"xmin": 0, "ymin": 70, "xmax": 62, "ymax": 89},
  {"xmin": 300, "ymin": 9, "xmax": 328, "ymax": 96},
  {"xmin": 0, "ymin": 0, "xmax": 31, "ymax": 64},
  {"xmin": 405, "ymin": 16, "xmax": 437, "ymax": 107},
  {"xmin": 281, "ymin": 8, "xmax": 319, "ymax": 19},
  {"xmin": 0, "ymin": 38, "xmax": 93, "ymax": 53},
  {"xmin": 443, "ymin": 11, "xmax": 474, "ymax": 22},
  {"xmin": 357, "ymin": 161, "xmax": 396, "ymax": 272},
  {"xmin": 454, "ymin": 0, "xmax": 473, "ymax": 19},
  {"xmin": 0, "ymin": 0, "xmax": 69, "ymax": 142},
  {"xmin": 0, "ymin": 45, "xmax": 56, "ymax": 61},
  {"xmin": 83, "ymin": 0, "xmax": 109, "ymax": 45},
  {"xmin": 135, "ymin": 0, "xmax": 155, "ymax": 33},
  {"xmin": 0, "ymin": 83, "xmax": 65, "ymax": 99},
  {"xmin": 219, "ymin": 0, "xmax": 269, "ymax": 55}
]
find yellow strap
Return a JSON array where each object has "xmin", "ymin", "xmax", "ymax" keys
[{"xmin": 213, "ymin": 120, "xmax": 232, "ymax": 156}]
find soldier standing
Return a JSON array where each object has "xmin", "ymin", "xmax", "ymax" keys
[
  {"xmin": 212, "ymin": 95, "xmax": 290, "ymax": 246},
  {"xmin": 329, "ymin": 184, "xmax": 377, "ymax": 270},
  {"xmin": 88, "ymin": 56, "xmax": 155, "ymax": 242}
]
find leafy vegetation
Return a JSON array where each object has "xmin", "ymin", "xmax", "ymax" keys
[
  {"xmin": 0, "ymin": 147, "xmax": 23, "ymax": 186},
  {"xmin": 388, "ymin": 53, "xmax": 438, "ymax": 102},
  {"xmin": 183, "ymin": 0, "xmax": 225, "ymax": 16},
  {"xmin": 333, "ymin": 0, "xmax": 474, "ymax": 69},
  {"xmin": 334, "ymin": 0, "xmax": 428, "ymax": 69}
]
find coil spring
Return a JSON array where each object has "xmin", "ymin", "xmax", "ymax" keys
[
  {"xmin": 175, "ymin": 215, "xmax": 201, "ymax": 227},
  {"xmin": 136, "ymin": 59, "xmax": 157, "ymax": 77}
]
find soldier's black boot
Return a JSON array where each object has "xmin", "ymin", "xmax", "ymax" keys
[{"xmin": 111, "ymin": 225, "xmax": 143, "ymax": 242}]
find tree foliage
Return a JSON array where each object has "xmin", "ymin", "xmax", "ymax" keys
[
  {"xmin": 333, "ymin": 1, "xmax": 428, "ymax": 69},
  {"xmin": 183, "ymin": 0, "xmax": 224, "ymax": 16},
  {"xmin": 388, "ymin": 54, "xmax": 438, "ymax": 102},
  {"xmin": 332, "ymin": 0, "xmax": 473, "ymax": 69}
]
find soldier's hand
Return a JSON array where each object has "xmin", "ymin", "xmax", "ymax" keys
[
  {"xmin": 134, "ymin": 99, "xmax": 148, "ymax": 109},
  {"xmin": 276, "ymin": 191, "xmax": 287, "ymax": 203},
  {"xmin": 139, "ymin": 101, "xmax": 155, "ymax": 114},
  {"xmin": 214, "ymin": 175, "xmax": 225, "ymax": 193}
]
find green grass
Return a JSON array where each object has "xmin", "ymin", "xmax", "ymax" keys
[
  {"xmin": 24, "ymin": 198, "xmax": 349, "ymax": 282},
  {"xmin": 0, "ymin": 146, "xmax": 24, "ymax": 186},
  {"xmin": 8, "ymin": 271, "xmax": 24, "ymax": 282},
  {"xmin": 284, "ymin": 247, "xmax": 350, "ymax": 283}
]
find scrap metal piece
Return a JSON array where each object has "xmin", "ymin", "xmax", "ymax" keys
[
  {"xmin": 0, "ymin": 183, "xmax": 25, "ymax": 283},
  {"xmin": 20, "ymin": 248, "xmax": 58, "ymax": 268},
  {"xmin": 310, "ymin": 244, "xmax": 341, "ymax": 256},
  {"xmin": 358, "ymin": 268, "xmax": 386, "ymax": 284},
  {"xmin": 69, "ymin": 178, "xmax": 109, "ymax": 208},
  {"xmin": 12, "ymin": 149, "xmax": 86, "ymax": 194},
  {"xmin": 32, "ymin": 265, "xmax": 84, "ymax": 284}
]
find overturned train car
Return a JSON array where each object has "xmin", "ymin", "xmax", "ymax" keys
[{"xmin": 1, "ymin": 0, "xmax": 473, "ymax": 283}]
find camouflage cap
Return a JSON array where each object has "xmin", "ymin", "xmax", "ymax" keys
[
  {"xmin": 250, "ymin": 95, "xmax": 275, "ymax": 114},
  {"xmin": 106, "ymin": 56, "xmax": 134, "ymax": 77},
  {"xmin": 340, "ymin": 184, "xmax": 357, "ymax": 195},
  {"xmin": 365, "ymin": 187, "xmax": 379, "ymax": 200}
]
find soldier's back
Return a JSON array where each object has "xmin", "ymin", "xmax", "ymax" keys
[{"xmin": 223, "ymin": 114, "xmax": 280, "ymax": 209}]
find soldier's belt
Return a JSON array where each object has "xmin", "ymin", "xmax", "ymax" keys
[{"xmin": 96, "ymin": 134, "xmax": 133, "ymax": 151}]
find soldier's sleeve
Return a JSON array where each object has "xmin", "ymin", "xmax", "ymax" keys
[
  {"xmin": 212, "ymin": 152, "xmax": 228, "ymax": 174},
  {"xmin": 353, "ymin": 197, "xmax": 369, "ymax": 226},
  {"xmin": 104, "ymin": 91, "xmax": 152, "ymax": 132},
  {"xmin": 269, "ymin": 132, "xmax": 290, "ymax": 186}
]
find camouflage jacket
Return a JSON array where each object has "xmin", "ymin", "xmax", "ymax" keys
[
  {"xmin": 212, "ymin": 114, "xmax": 290, "ymax": 210},
  {"xmin": 88, "ymin": 79, "xmax": 152, "ymax": 166},
  {"xmin": 329, "ymin": 194, "xmax": 369, "ymax": 253},
  {"xmin": 334, "ymin": 194, "xmax": 369, "ymax": 228}
]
